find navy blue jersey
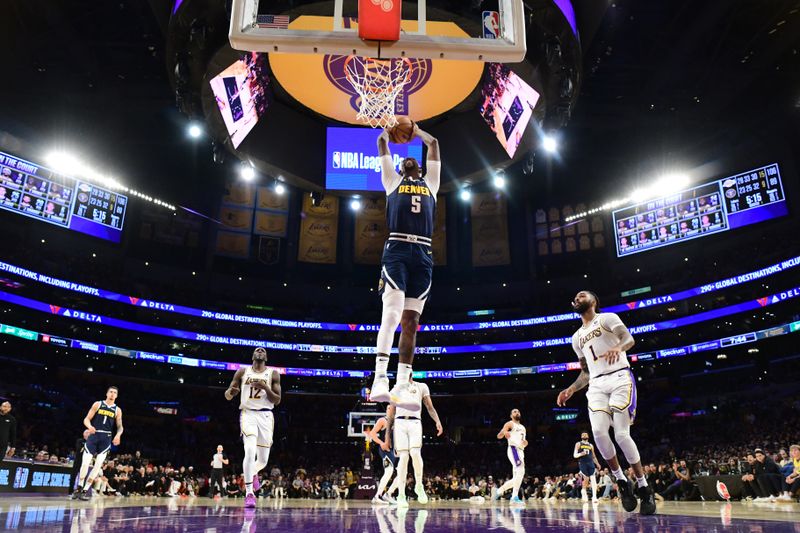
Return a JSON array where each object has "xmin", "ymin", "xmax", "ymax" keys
[
  {"xmin": 577, "ymin": 441, "xmax": 594, "ymax": 465},
  {"xmin": 91, "ymin": 401, "xmax": 118, "ymax": 433},
  {"xmin": 386, "ymin": 177, "xmax": 436, "ymax": 239}
]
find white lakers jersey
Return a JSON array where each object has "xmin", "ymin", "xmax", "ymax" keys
[
  {"xmin": 240, "ymin": 366, "xmax": 274, "ymax": 410},
  {"xmin": 508, "ymin": 421, "xmax": 526, "ymax": 448},
  {"xmin": 395, "ymin": 382, "xmax": 430, "ymax": 417},
  {"xmin": 572, "ymin": 312, "xmax": 631, "ymax": 379}
]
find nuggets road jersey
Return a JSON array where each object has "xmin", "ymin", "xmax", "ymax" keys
[
  {"xmin": 572, "ymin": 312, "xmax": 631, "ymax": 378},
  {"xmin": 577, "ymin": 441, "xmax": 594, "ymax": 464},
  {"xmin": 91, "ymin": 401, "xmax": 118, "ymax": 433},
  {"xmin": 395, "ymin": 382, "xmax": 430, "ymax": 418},
  {"xmin": 386, "ymin": 177, "xmax": 435, "ymax": 239},
  {"xmin": 508, "ymin": 421, "xmax": 526, "ymax": 448},
  {"xmin": 240, "ymin": 366, "xmax": 274, "ymax": 411}
]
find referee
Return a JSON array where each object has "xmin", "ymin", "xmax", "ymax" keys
[
  {"xmin": 209, "ymin": 444, "xmax": 229, "ymax": 497},
  {"xmin": 0, "ymin": 401, "xmax": 17, "ymax": 461}
]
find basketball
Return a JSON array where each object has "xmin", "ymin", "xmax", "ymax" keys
[{"xmin": 387, "ymin": 116, "xmax": 416, "ymax": 144}]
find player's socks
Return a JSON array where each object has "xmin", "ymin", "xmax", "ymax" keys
[
  {"xmin": 635, "ymin": 475, "xmax": 648, "ymax": 488},
  {"xmin": 245, "ymin": 482, "xmax": 254, "ymax": 497},
  {"xmin": 397, "ymin": 363, "xmax": 412, "ymax": 385},
  {"xmin": 375, "ymin": 356, "xmax": 390, "ymax": 378},
  {"xmin": 611, "ymin": 467, "xmax": 626, "ymax": 481}
]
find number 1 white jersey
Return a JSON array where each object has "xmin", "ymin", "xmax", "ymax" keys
[
  {"xmin": 240, "ymin": 366, "xmax": 274, "ymax": 410},
  {"xmin": 572, "ymin": 313, "xmax": 631, "ymax": 379}
]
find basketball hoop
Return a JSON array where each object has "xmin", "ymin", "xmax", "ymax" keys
[{"xmin": 344, "ymin": 56, "xmax": 413, "ymax": 129}]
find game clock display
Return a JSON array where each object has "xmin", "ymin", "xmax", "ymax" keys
[
  {"xmin": 0, "ymin": 150, "xmax": 127, "ymax": 242},
  {"xmin": 613, "ymin": 163, "xmax": 787, "ymax": 257}
]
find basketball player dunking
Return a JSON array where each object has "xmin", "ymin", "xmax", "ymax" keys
[
  {"xmin": 557, "ymin": 291, "xmax": 656, "ymax": 515},
  {"xmin": 494, "ymin": 408, "xmax": 527, "ymax": 505},
  {"xmin": 75, "ymin": 386, "xmax": 123, "ymax": 500},
  {"xmin": 225, "ymin": 347, "xmax": 282, "ymax": 508},
  {"xmin": 369, "ymin": 125, "xmax": 440, "ymax": 411},
  {"xmin": 573, "ymin": 431, "xmax": 602, "ymax": 503},
  {"xmin": 390, "ymin": 378, "xmax": 443, "ymax": 507}
]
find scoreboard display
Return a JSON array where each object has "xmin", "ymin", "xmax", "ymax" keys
[
  {"xmin": 0, "ymin": 150, "xmax": 127, "ymax": 242},
  {"xmin": 613, "ymin": 163, "xmax": 787, "ymax": 257}
]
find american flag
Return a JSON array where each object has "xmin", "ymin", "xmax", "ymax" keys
[{"xmin": 256, "ymin": 14, "xmax": 290, "ymax": 29}]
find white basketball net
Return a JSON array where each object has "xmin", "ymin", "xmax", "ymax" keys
[{"xmin": 344, "ymin": 56, "xmax": 413, "ymax": 129}]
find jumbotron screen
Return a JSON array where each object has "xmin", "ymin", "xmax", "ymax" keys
[
  {"xmin": 325, "ymin": 127, "xmax": 423, "ymax": 192},
  {"xmin": 0, "ymin": 150, "xmax": 127, "ymax": 242},
  {"xmin": 613, "ymin": 163, "xmax": 787, "ymax": 257}
]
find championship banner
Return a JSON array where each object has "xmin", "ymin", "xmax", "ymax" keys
[
  {"xmin": 258, "ymin": 236, "xmax": 281, "ymax": 265},
  {"xmin": 218, "ymin": 206, "xmax": 254, "ymax": 233},
  {"xmin": 298, "ymin": 195, "xmax": 339, "ymax": 264},
  {"xmin": 432, "ymin": 196, "xmax": 447, "ymax": 265},
  {"xmin": 215, "ymin": 230, "xmax": 251, "ymax": 258},
  {"xmin": 471, "ymin": 192, "xmax": 510, "ymax": 267},
  {"xmin": 354, "ymin": 196, "xmax": 387, "ymax": 265},
  {"xmin": 222, "ymin": 181, "xmax": 256, "ymax": 207},
  {"xmin": 255, "ymin": 186, "xmax": 289, "ymax": 236}
]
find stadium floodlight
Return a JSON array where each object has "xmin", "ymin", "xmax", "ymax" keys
[
  {"xmin": 493, "ymin": 172, "xmax": 506, "ymax": 189},
  {"xmin": 350, "ymin": 198, "xmax": 362, "ymax": 211},
  {"xmin": 542, "ymin": 135, "xmax": 558, "ymax": 153},
  {"xmin": 45, "ymin": 150, "xmax": 175, "ymax": 210},
  {"xmin": 274, "ymin": 182, "xmax": 285, "ymax": 195},
  {"xmin": 240, "ymin": 162, "xmax": 256, "ymax": 181},
  {"xmin": 188, "ymin": 122, "xmax": 203, "ymax": 139},
  {"xmin": 460, "ymin": 188, "xmax": 472, "ymax": 202}
]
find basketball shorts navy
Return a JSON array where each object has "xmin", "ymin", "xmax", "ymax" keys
[
  {"xmin": 579, "ymin": 460, "xmax": 596, "ymax": 477},
  {"xmin": 378, "ymin": 448, "xmax": 398, "ymax": 468},
  {"xmin": 379, "ymin": 241, "xmax": 433, "ymax": 300},
  {"xmin": 84, "ymin": 433, "xmax": 112, "ymax": 455}
]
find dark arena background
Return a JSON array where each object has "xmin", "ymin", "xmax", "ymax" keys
[{"xmin": 1, "ymin": 0, "xmax": 799, "ymax": 531}]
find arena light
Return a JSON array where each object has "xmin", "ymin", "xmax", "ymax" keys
[
  {"xmin": 274, "ymin": 182, "xmax": 285, "ymax": 195},
  {"xmin": 542, "ymin": 135, "xmax": 558, "ymax": 154},
  {"xmin": 565, "ymin": 171, "xmax": 691, "ymax": 222},
  {"xmin": 492, "ymin": 172, "xmax": 506, "ymax": 189},
  {"xmin": 239, "ymin": 162, "xmax": 256, "ymax": 181},
  {"xmin": 350, "ymin": 197, "xmax": 362, "ymax": 211},
  {"xmin": 187, "ymin": 122, "xmax": 203, "ymax": 139},
  {"xmin": 45, "ymin": 150, "xmax": 176, "ymax": 211},
  {"xmin": 460, "ymin": 188, "xmax": 472, "ymax": 202}
]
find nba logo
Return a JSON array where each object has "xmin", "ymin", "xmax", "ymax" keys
[
  {"xmin": 483, "ymin": 11, "xmax": 500, "ymax": 39},
  {"xmin": 332, "ymin": 152, "xmax": 341, "ymax": 168}
]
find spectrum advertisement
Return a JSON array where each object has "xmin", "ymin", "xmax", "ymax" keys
[{"xmin": 325, "ymin": 127, "xmax": 424, "ymax": 192}]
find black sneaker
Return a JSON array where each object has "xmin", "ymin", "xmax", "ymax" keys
[
  {"xmin": 616, "ymin": 478, "xmax": 638, "ymax": 512},
  {"xmin": 70, "ymin": 489, "xmax": 82, "ymax": 500},
  {"xmin": 78, "ymin": 488, "xmax": 92, "ymax": 501},
  {"xmin": 638, "ymin": 485, "xmax": 656, "ymax": 515}
]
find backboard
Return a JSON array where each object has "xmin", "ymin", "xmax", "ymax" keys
[
  {"xmin": 229, "ymin": 0, "xmax": 527, "ymax": 62},
  {"xmin": 347, "ymin": 411, "xmax": 386, "ymax": 438}
]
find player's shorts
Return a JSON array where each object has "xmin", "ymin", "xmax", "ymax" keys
[
  {"xmin": 393, "ymin": 417, "xmax": 423, "ymax": 452},
  {"xmin": 379, "ymin": 241, "xmax": 433, "ymax": 312},
  {"xmin": 579, "ymin": 460, "xmax": 596, "ymax": 477},
  {"xmin": 84, "ymin": 432, "xmax": 112, "ymax": 455},
  {"xmin": 240, "ymin": 408, "xmax": 274, "ymax": 447},
  {"xmin": 378, "ymin": 448, "xmax": 398, "ymax": 468},
  {"xmin": 586, "ymin": 368, "xmax": 637, "ymax": 423},
  {"xmin": 507, "ymin": 446, "xmax": 524, "ymax": 468}
]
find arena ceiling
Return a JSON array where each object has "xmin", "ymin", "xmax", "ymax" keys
[{"xmin": 0, "ymin": 0, "xmax": 797, "ymax": 212}]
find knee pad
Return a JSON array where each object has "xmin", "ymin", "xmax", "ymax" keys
[{"xmin": 377, "ymin": 289, "xmax": 404, "ymax": 353}]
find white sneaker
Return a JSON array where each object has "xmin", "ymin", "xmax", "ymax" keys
[
  {"xmin": 776, "ymin": 494, "xmax": 793, "ymax": 502},
  {"xmin": 369, "ymin": 376, "xmax": 391, "ymax": 402},
  {"xmin": 382, "ymin": 493, "xmax": 396, "ymax": 504},
  {"xmin": 390, "ymin": 383, "xmax": 421, "ymax": 411},
  {"xmin": 592, "ymin": 497, "xmax": 599, "ymax": 504},
  {"xmin": 372, "ymin": 496, "xmax": 388, "ymax": 504},
  {"xmin": 415, "ymin": 484, "xmax": 429, "ymax": 504},
  {"xmin": 396, "ymin": 496, "xmax": 409, "ymax": 508}
]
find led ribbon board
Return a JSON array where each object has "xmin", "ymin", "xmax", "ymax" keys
[
  {"xmin": 0, "ymin": 150, "xmax": 127, "ymax": 242},
  {"xmin": 1, "ymin": 285, "xmax": 799, "ymax": 354},
  {"xmin": 1, "ymin": 255, "xmax": 798, "ymax": 332},
  {"xmin": 2, "ymin": 319, "xmax": 798, "ymax": 379}
]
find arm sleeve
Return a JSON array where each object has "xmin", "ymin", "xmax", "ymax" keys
[
  {"xmin": 600, "ymin": 313, "xmax": 625, "ymax": 333},
  {"xmin": 572, "ymin": 334, "xmax": 584, "ymax": 360},
  {"xmin": 381, "ymin": 155, "xmax": 402, "ymax": 194},
  {"xmin": 426, "ymin": 161, "xmax": 441, "ymax": 197}
]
